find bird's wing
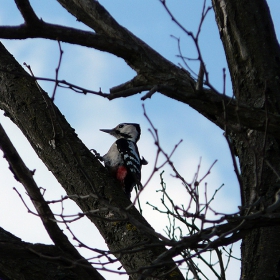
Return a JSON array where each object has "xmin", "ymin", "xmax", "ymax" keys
[{"xmin": 115, "ymin": 139, "xmax": 141, "ymax": 180}]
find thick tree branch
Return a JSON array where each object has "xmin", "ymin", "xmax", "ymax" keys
[
  {"xmin": 212, "ymin": 0, "xmax": 280, "ymax": 110},
  {"xmin": 0, "ymin": 227, "xmax": 102, "ymax": 280},
  {"xmin": 15, "ymin": 0, "xmax": 40, "ymax": 25},
  {"xmin": 58, "ymin": 0, "xmax": 140, "ymax": 40},
  {"xmin": 0, "ymin": 24, "xmax": 136, "ymax": 60}
]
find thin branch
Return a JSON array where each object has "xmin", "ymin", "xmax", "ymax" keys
[
  {"xmin": 215, "ymin": 248, "xmax": 226, "ymax": 280},
  {"xmin": 196, "ymin": 61, "xmax": 205, "ymax": 90},
  {"xmin": 197, "ymin": 160, "xmax": 218, "ymax": 185},
  {"xmin": 51, "ymin": 41, "xmax": 64, "ymax": 101},
  {"xmin": 141, "ymin": 85, "xmax": 159, "ymax": 100},
  {"xmin": 15, "ymin": 0, "xmax": 40, "ymax": 25},
  {"xmin": 108, "ymin": 85, "xmax": 152, "ymax": 100}
]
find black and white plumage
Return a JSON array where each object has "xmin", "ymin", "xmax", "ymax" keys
[{"xmin": 100, "ymin": 123, "xmax": 147, "ymax": 197}]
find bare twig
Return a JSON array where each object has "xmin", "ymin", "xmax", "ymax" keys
[{"xmin": 51, "ymin": 41, "xmax": 64, "ymax": 101}]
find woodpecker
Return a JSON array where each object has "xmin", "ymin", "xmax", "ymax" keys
[{"xmin": 100, "ymin": 123, "xmax": 148, "ymax": 198}]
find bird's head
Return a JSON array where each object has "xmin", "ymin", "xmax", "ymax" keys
[{"xmin": 100, "ymin": 123, "xmax": 141, "ymax": 143}]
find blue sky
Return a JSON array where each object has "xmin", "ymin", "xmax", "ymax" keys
[{"xmin": 0, "ymin": 1, "xmax": 279, "ymax": 279}]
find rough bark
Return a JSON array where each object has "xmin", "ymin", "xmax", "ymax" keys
[
  {"xmin": 0, "ymin": 227, "xmax": 102, "ymax": 280},
  {"xmin": 212, "ymin": 0, "xmax": 280, "ymax": 279}
]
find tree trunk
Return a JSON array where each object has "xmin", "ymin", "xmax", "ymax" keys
[{"xmin": 212, "ymin": 0, "xmax": 280, "ymax": 279}]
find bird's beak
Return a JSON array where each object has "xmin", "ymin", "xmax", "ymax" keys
[{"xmin": 100, "ymin": 128, "xmax": 114, "ymax": 135}]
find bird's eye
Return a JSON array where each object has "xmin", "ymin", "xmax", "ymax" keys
[{"xmin": 118, "ymin": 124, "xmax": 124, "ymax": 128}]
